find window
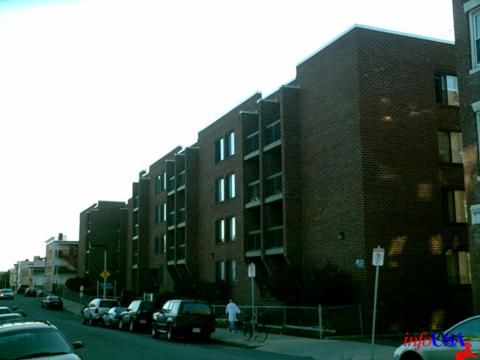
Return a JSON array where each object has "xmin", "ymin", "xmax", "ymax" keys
[
  {"xmin": 227, "ymin": 216, "xmax": 236, "ymax": 242},
  {"xmin": 434, "ymin": 74, "xmax": 459, "ymax": 106},
  {"xmin": 154, "ymin": 235, "xmax": 160, "ymax": 255},
  {"xmin": 215, "ymin": 132, "xmax": 235, "ymax": 163},
  {"xmin": 470, "ymin": 8, "xmax": 480, "ymax": 69},
  {"xmin": 443, "ymin": 189, "xmax": 467, "ymax": 223},
  {"xmin": 161, "ymin": 203, "xmax": 167, "ymax": 222},
  {"xmin": 446, "ymin": 250, "xmax": 472, "ymax": 284},
  {"xmin": 226, "ymin": 131, "xmax": 235, "ymax": 156},
  {"xmin": 215, "ymin": 219, "xmax": 225, "ymax": 243},
  {"xmin": 227, "ymin": 173, "xmax": 236, "ymax": 199},
  {"xmin": 162, "ymin": 234, "xmax": 167, "ymax": 253},
  {"xmin": 155, "ymin": 172, "xmax": 166, "ymax": 194},
  {"xmin": 154, "ymin": 205, "xmax": 161, "ymax": 224},
  {"xmin": 216, "ymin": 178, "xmax": 225, "ymax": 203},
  {"xmin": 438, "ymin": 131, "xmax": 463, "ymax": 163},
  {"xmin": 215, "ymin": 138, "xmax": 225, "ymax": 162},
  {"xmin": 215, "ymin": 261, "xmax": 226, "ymax": 282},
  {"xmin": 155, "ymin": 175, "xmax": 162, "ymax": 194},
  {"xmin": 228, "ymin": 260, "xmax": 236, "ymax": 283}
]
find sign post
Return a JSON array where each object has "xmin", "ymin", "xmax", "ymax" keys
[
  {"xmin": 371, "ymin": 246, "xmax": 384, "ymax": 360},
  {"xmin": 248, "ymin": 262, "xmax": 256, "ymax": 330}
]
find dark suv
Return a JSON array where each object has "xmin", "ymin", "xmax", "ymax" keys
[
  {"xmin": 151, "ymin": 299, "xmax": 215, "ymax": 341},
  {"xmin": 118, "ymin": 300, "xmax": 154, "ymax": 332}
]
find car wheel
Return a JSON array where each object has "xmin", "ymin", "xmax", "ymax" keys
[
  {"xmin": 89, "ymin": 316, "xmax": 95, "ymax": 326},
  {"xmin": 129, "ymin": 320, "xmax": 135, "ymax": 332},
  {"xmin": 151, "ymin": 326, "xmax": 159, "ymax": 339},
  {"xmin": 118, "ymin": 320, "xmax": 124, "ymax": 330},
  {"xmin": 400, "ymin": 352, "xmax": 423, "ymax": 360},
  {"xmin": 167, "ymin": 325, "xmax": 175, "ymax": 342},
  {"xmin": 200, "ymin": 330, "xmax": 211, "ymax": 341}
]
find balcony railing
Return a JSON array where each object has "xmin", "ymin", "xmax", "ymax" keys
[
  {"xmin": 177, "ymin": 172, "xmax": 186, "ymax": 188},
  {"xmin": 245, "ymin": 132, "xmax": 259, "ymax": 155},
  {"xmin": 177, "ymin": 208, "xmax": 186, "ymax": 224},
  {"xmin": 264, "ymin": 120, "xmax": 281, "ymax": 146},
  {"xmin": 167, "ymin": 246, "xmax": 175, "ymax": 262},
  {"xmin": 168, "ymin": 176, "xmax": 176, "ymax": 193},
  {"xmin": 246, "ymin": 181, "xmax": 260, "ymax": 205},
  {"xmin": 265, "ymin": 226, "xmax": 283, "ymax": 249},
  {"xmin": 246, "ymin": 231, "xmax": 261, "ymax": 251},
  {"xmin": 265, "ymin": 172, "xmax": 282, "ymax": 198},
  {"xmin": 177, "ymin": 245, "xmax": 186, "ymax": 260}
]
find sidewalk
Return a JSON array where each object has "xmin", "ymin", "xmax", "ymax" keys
[{"xmin": 62, "ymin": 298, "xmax": 396, "ymax": 360}]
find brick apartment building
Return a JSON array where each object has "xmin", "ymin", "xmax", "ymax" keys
[
  {"xmin": 452, "ymin": 0, "xmax": 480, "ymax": 313},
  {"xmin": 78, "ymin": 201, "xmax": 128, "ymax": 295},
  {"xmin": 80, "ymin": 25, "xmax": 470, "ymax": 330}
]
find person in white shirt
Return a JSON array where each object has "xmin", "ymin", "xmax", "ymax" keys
[{"xmin": 225, "ymin": 299, "xmax": 241, "ymax": 333}]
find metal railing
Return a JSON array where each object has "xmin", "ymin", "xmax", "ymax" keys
[{"xmin": 212, "ymin": 303, "xmax": 363, "ymax": 338}]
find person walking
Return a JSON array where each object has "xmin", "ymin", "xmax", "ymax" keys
[{"xmin": 226, "ymin": 299, "xmax": 241, "ymax": 333}]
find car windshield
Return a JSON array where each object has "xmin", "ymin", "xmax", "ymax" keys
[
  {"xmin": 0, "ymin": 328, "xmax": 72, "ymax": 360},
  {"xmin": 181, "ymin": 303, "xmax": 211, "ymax": 315},
  {"xmin": 99, "ymin": 300, "xmax": 118, "ymax": 308}
]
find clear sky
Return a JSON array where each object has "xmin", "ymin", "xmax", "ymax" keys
[{"xmin": 0, "ymin": 0, "xmax": 455, "ymax": 271}]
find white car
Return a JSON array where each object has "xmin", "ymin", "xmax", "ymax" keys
[
  {"xmin": 0, "ymin": 289, "xmax": 14, "ymax": 300},
  {"xmin": 393, "ymin": 315, "xmax": 480, "ymax": 360},
  {"xmin": 82, "ymin": 298, "xmax": 119, "ymax": 325}
]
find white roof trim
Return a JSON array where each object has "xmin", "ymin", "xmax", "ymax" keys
[{"xmin": 297, "ymin": 24, "xmax": 454, "ymax": 68}]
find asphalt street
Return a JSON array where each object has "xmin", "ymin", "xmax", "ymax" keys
[{"xmin": 3, "ymin": 295, "xmax": 307, "ymax": 360}]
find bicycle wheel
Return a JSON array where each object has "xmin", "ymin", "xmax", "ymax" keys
[
  {"xmin": 253, "ymin": 325, "xmax": 268, "ymax": 343},
  {"xmin": 243, "ymin": 323, "xmax": 253, "ymax": 341}
]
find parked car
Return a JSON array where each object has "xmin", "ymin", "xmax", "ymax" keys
[
  {"xmin": 0, "ymin": 320, "xmax": 84, "ymax": 360},
  {"xmin": 0, "ymin": 313, "xmax": 23, "ymax": 324},
  {"xmin": 24, "ymin": 288, "xmax": 37, "ymax": 297},
  {"xmin": 393, "ymin": 315, "xmax": 480, "ymax": 360},
  {"xmin": 0, "ymin": 289, "xmax": 14, "ymax": 300},
  {"xmin": 82, "ymin": 298, "xmax": 119, "ymax": 325},
  {"xmin": 118, "ymin": 300, "xmax": 154, "ymax": 332},
  {"xmin": 41, "ymin": 295, "xmax": 63, "ymax": 310},
  {"xmin": 0, "ymin": 306, "xmax": 12, "ymax": 315},
  {"xmin": 102, "ymin": 306, "xmax": 126, "ymax": 328},
  {"xmin": 36, "ymin": 290, "xmax": 50, "ymax": 298},
  {"xmin": 151, "ymin": 299, "xmax": 216, "ymax": 341}
]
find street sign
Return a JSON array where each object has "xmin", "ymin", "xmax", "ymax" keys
[
  {"xmin": 100, "ymin": 270, "xmax": 111, "ymax": 280},
  {"xmin": 372, "ymin": 246, "xmax": 385, "ymax": 266},
  {"xmin": 248, "ymin": 262, "xmax": 256, "ymax": 278}
]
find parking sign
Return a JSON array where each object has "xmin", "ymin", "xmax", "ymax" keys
[{"xmin": 372, "ymin": 247, "xmax": 384, "ymax": 266}]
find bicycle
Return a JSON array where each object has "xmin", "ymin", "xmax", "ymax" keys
[{"xmin": 242, "ymin": 318, "xmax": 268, "ymax": 343}]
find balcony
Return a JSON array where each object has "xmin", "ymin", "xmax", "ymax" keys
[
  {"xmin": 167, "ymin": 211, "xmax": 175, "ymax": 230},
  {"xmin": 177, "ymin": 208, "xmax": 186, "ymax": 227},
  {"xmin": 167, "ymin": 176, "xmax": 176, "ymax": 196},
  {"xmin": 177, "ymin": 171, "xmax": 186, "ymax": 190},
  {"xmin": 244, "ymin": 132, "xmax": 259, "ymax": 160},
  {"xmin": 177, "ymin": 245, "xmax": 186, "ymax": 263},
  {"xmin": 265, "ymin": 226, "xmax": 284, "ymax": 255},
  {"xmin": 167, "ymin": 246, "xmax": 175, "ymax": 265},
  {"xmin": 245, "ymin": 181, "xmax": 260, "ymax": 208},
  {"xmin": 263, "ymin": 120, "xmax": 281, "ymax": 151},
  {"xmin": 265, "ymin": 172, "xmax": 283, "ymax": 202},
  {"xmin": 245, "ymin": 230, "xmax": 261, "ymax": 257}
]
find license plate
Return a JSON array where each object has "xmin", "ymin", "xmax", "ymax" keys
[
  {"xmin": 140, "ymin": 320, "xmax": 147, "ymax": 324},
  {"xmin": 192, "ymin": 328, "xmax": 201, "ymax": 333}
]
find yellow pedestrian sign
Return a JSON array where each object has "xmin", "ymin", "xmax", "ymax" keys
[{"xmin": 100, "ymin": 270, "xmax": 110, "ymax": 280}]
